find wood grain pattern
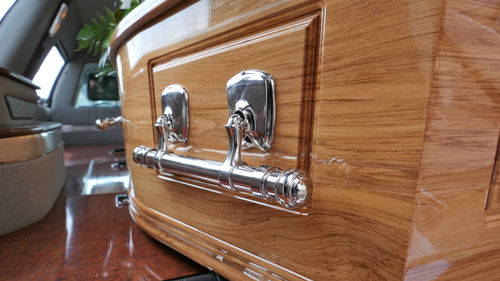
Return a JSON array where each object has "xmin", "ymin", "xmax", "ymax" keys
[
  {"xmin": 404, "ymin": 0, "xmax": 500, "ymax": 279},
  {"xmin": 150, "ymin": 14, "xmax": 319, "ymax": 176},
  {"xmin": 111, "ymin": 0, "xmax": 500, "ymax": 279},
  {"xmin": 485, "ymin": 136, "xmax": 500, "ymax": 213}
]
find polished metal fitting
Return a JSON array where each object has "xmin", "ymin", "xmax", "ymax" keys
[{"xmin": 132, "ymin": 70, "xmax": 313, "ymax": 210}]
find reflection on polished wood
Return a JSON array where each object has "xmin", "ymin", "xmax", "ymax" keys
[
  {"xmin": 0, "ymin": 122, "xmax": 61, "ymax": 138},
  {"xmin": 110, "ymin": 0, "xmax": 182, "ymax": 65},
  {"xmin": 0, "ymin": 145, "xmax": 206, "ymax": 280},
  {"xmin": 405, "ymin": 0, "xmax": 500, "ymax": 279},
  {"xmin": 111, "ymin": 0, "xmax": 500, "ymax": 280},
  {"xmin": 148, "ymin": 14, "xmax": 320, "ymax": 210}
]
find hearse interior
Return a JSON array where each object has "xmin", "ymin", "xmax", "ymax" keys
[{"xmin": 1, "ymin": 0, "xmax": 500, "ymax": 280}]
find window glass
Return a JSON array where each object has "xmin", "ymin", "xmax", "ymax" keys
[
  {"xmin": 74, "ymin": 63, "xmax": 120, "ymax": 108},
  {"xmin": 0, "ymin": 0, "xmax": 16, "ymax": 23},
  {"xmin": 32, "ymin": 46, "xmax": 66, "ymax": 101}
]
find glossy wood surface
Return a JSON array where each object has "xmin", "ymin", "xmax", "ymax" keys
[
  {"xmin": 149, "ymin": 14, "xmax": 320, "ymax": 202},
  {"xmin": 0, "ymin": 121, "xmax": 61, "ymax": 138},
  {"xmin": 404, "ymin": 0, "xmax": 500, "ymax": 279},
  {"xmin": 0, "ymin": 67, "xmax": 40, "ymax": 90},
  {"xmin": 111, "ymin": 0, "xmax": 500, "ymax": 280},
  {"xmin": 0, "ymin": 145, "xmax": 206, "ymax": 280},
  {"xmin": 110, "ymin": 0, "xmax": 182, "ymax": 67}
]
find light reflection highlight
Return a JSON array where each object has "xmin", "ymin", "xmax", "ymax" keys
[
  {"xmin": 64, "ymin": 205, "xmax": 73, "ymax": 261},
  {"xmin": 82, "ymin": 159, "xmax": 130, "ymax": 195}
]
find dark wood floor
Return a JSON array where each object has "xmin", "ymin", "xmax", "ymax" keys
[{"xmin": 0, "ymin": 145, "xmax": 207, "ymax": 280}]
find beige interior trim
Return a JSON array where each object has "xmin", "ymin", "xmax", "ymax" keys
[{"xmin": 0, "ymin": 145, "xmax": 65, "ymax": 236}]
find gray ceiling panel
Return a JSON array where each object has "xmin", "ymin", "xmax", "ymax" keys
[{"xmin": 74, "ymin": 0, "xmax": 118, "ymax": 25}]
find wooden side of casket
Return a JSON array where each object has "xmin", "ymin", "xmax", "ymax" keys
[
  {"xmin": 404, "ymin": 0, "xmax": 500, "ymax": 280},
  {"xmin": 110, "ymin": 0, "xmax": 500, "ymax": 280}
]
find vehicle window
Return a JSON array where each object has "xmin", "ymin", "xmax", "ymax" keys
[
  {"xmin": 32, "ymin": 46, "xmax": 66, "ymax": 101},
  {"xmin": 74, "ymin": 63, "xmax": 120, "ymax": 108},
  {"xmin": 0, "ymin": 0, "xmax": 16, "ymax": 23}
]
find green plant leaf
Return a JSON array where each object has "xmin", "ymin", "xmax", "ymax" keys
[
  {"xmin": 96, "ymin": 62, "xmax": 116, "ymax": 78},
  {"xmin": 76, "ymin": 8, "xmax": 117, "ymax": 56},
  {"xmin": 76, "ymin": 0, "xmax": 144, "ymax": 77}
]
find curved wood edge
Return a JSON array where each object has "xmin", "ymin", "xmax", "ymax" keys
[
  {"xmin": 109, "ymin": 0, "xmax": 182, "ymax": 68},
  {"xmin": 0, "ymin": 122, "xmax": 62, "ymax": 138},
  {"xmin": 128, "ymin": 193, "xmax": 311, "ymax": 281},
  {"xmin": 0, "ymin": 67, "xmax": 40, "ymax": 90}
]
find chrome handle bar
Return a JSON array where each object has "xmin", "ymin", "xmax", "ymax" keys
[{"xmin": 132, "ymin": 70, "xmax": 312, "ymax": 209}]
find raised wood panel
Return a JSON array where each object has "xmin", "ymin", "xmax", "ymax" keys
[
  {"xmin": 110, "ymin": 0, "xmax": 500, "ymax": 279},
  {"xmin": 150, "ymin": 14, "xmax": 319, "ymax": 176}
]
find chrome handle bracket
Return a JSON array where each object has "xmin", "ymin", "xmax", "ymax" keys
[
  {"xmin": 226, "ymin": 70, "xmax": 275, "ymax": 151},
  {"xmin": 160, "ymin": 84, "xmax": 189, "ymax": 143},
  {"xmin": 133, "ymin": 70, "xmax": 312, "ymax": 210},
  {"xmin": 218, "ymin": 113, "xmax": 245, "ymax": 190}
]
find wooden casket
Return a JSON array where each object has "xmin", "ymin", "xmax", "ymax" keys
[{"xmin": 110, "ymin": 0, "xmax": 500, "ymax": 280}]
